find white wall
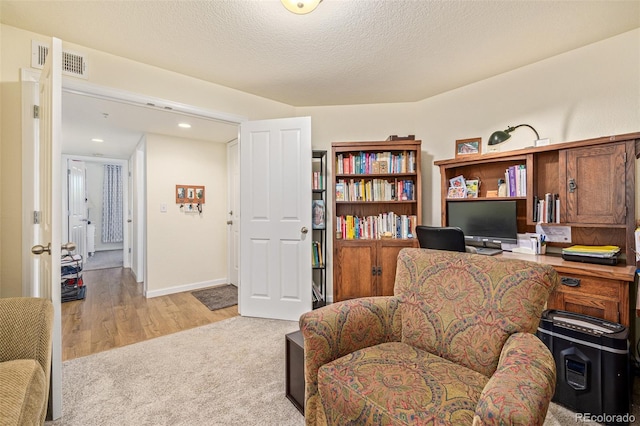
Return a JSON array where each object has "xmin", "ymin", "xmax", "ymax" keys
[
  {"xmin": 297, "ymin": 29, "xmax": 640, "ymax": 300},
  {"xmin": 0, "ymin": 24, "xmax": 295, "ymax": 296},
  {"xmin": 145, "ymin": 133, "xmax": 228, "ymax": 297}
]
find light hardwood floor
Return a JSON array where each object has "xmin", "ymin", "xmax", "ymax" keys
[{"xmin": 61, "ymin": 267, "xmax": 238, "ymax": 361}]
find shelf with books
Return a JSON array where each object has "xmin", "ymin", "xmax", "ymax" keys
[
  {"xmin": 332, "ymin": 139, "xmax": 422, "ymax": 302},
  {"xmin": 312, "ymin": 150, "xmax": 328, "ymax": 309}
]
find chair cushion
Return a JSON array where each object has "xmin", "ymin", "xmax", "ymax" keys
[
  {"xmin": 394, "ymin": 249, "xmax": 557, "ymax": 377},
  {"xmin": 318, "ymin": 342, "xmax": 489, "ymax": 425},
  {"xmin": 0, "ymin": 359, "xmax": 47, "ymax": 426}
]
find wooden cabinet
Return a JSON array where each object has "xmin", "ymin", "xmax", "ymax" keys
[
  {"xmin": 332, "ymin": 140, "xmax": 422, "ymax": 302},
  {"xmin": 560, "ymin": 143, "xmax": 627, "ymax": 225},
  {"xmin": 435, "ymin": 132, "xmax": 640, "ymax": 330},
  {"xmin": 436, "ymin": 132, "xmax": 639, "ymax": 262},
  {"xmin": 334, "ymin": 239, "xmax": 415, "ymax": 301}
]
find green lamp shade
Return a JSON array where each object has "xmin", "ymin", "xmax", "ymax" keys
[{"xmin": 488, "ymin": 130, "xmax": 511, "ymax": 145}]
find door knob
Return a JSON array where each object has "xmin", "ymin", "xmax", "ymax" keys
[
  {"xmin": 227, "ymin": 220, "xmax": 233, "ymax": 225},
  {"xmin": 301, "ymin": 227, "xmax": 308, "ymax": 234},
  {"xmin": 62, "ymin": 242, "xmax": 76, "ymax": 252},
  {"xmin": 31, "ymin": 243, "xmax": 51, "ymax": 255}
]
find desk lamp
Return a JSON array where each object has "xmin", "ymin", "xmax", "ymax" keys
[{"xmin": 488, "ymin": 124, "xmax": 546, "ymax": 148}]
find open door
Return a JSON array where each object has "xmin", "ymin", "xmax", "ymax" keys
[
  {"xmin": 67, "ymin": 159, "xmax": 87, "ymax": 260},
  {"xmin": 239, "ymin": 117, "xmax": 312, "ymax": 321},
  {"xmin": 30, "ymin": 37, "xmax": 63, "ymax": 419}
]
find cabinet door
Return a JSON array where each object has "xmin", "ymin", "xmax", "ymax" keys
[
  {"xmin": 378, "ymin": 240, "xmax": 416, "ymax": 296},
  {"xmin": 564, "ymin": 143, "xmax": 626, "ymax": 224},
  {"xmin": 334, "ymin": 241, "xmax": 376, "ymax": 302}
]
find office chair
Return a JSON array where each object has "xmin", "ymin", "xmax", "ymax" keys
[{"xmin": 415, "ymin": 225, "xmax": 467, "ymax": 252}]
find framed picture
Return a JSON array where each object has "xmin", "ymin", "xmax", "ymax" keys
[
  {"xmin": 455, "ymin": 137, "xmax": 482, "ymax": 159},
  {"xmin": 176, "ymin": 186, "xmax": 187, "ymax": 203},
  {"xmin": 312, "ymin": 200, "xmax": 325, "ymax": 229}
]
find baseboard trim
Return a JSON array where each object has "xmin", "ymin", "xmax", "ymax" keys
[{"xmin": 146, "ymin": 278, "xmax": 228, "ymax": 298}]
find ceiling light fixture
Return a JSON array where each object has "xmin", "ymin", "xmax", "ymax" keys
[
  {"xmin": 281, "ymin": 0, "xmax": 322, "ymax": 14},
  {"xmin": 91, "ymin": 138, "xmax": 104, "ymax": 143},
  {"xmin": 178, "ymin": 123, "xmax": 192, "ymax": 129}
]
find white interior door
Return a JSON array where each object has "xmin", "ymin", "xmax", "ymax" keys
[
  {"xmin": 33, "ymin": 37, "xmax": 63, "ymax": 420},
  {"xmin": 227, "ymin": 138, "xmax": 239, "ymax": 287},
  {"xmin": 67, "ymin": 159, "xmax": 87, "ymax": 260},
  {"xmin": 239, "ymin": 117, "xmax": 312, "ymax": 321}
]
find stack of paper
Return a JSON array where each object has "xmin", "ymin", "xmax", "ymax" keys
[{"xmin": 561, "ymin": 245, "xmax": 620, "ymax": 258}]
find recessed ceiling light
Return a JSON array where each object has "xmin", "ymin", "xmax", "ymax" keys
[
  {"xmin": 91, "ymin": 138, "xmax": 104, "ymax": 143},
  {"xmin": 178, "ymin": 123, "xmax": 191, "ymax": 129}
]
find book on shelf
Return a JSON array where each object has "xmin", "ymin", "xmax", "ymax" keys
[
  {"xmin": 312, "ymin": 200, "xmax": 325, "ymax": 229},
  {"xmin": 336, "ymin": 178, "xmax": 415, "ymax": 202},
  {"xmin": 536, "ymin": 193, "xmax": 560, "ymax": 223},
  {"xmin": 504, "ymin": 165, "xmax": 527, "ymax": 197},
  {"xmin": 312, "ymin": 171, "xmax": 323, "ymax": 190},
  {"xmin": 335, "ymin": 151, "xmax": 416, "ymax": 175},
  {"xmin": 312, "ymin": 241, "xmax": 324, "ymax": 267},
  {"xmin": 335, "ymin": 212, "xmax": 417, "ymax": 240}
]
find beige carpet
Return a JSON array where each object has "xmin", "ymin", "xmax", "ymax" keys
[
  {"xmin": 45, "ymin": 315, "xmax": 634, "ymax": 425},
  {"xmin": 46, "ymin": 316, "xmax": 303, "ymax": 426}
]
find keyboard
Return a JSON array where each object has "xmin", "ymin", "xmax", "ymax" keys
[{"xmin": 475, "ymin": 247, "xmax": 503, "ymax": 256}]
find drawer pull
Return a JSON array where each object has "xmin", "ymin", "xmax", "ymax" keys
[{"xmin": 561, "ymin": 277, "xmax": 581, "ymax": 287}]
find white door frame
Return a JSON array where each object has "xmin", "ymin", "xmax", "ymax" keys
[{"xmin": 226, "ymin": 138, "xmax": 240, "ymax": 288}]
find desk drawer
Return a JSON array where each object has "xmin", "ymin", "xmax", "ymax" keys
[{"xmin": 556, "ymin": 273, "xmax": 623, "ymax": 300}]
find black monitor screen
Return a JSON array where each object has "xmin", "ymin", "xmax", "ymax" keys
[{"xmin": 447, "ymin": 200, "xmax": 518, "ymax": 245}]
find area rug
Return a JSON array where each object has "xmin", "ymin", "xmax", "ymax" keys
[
  {"xmin": 83, "ymin": 249, "xmax": 123, "ymax": 271},
  {"xmin": 191, "ymin": 284, "xmax": 238, "ymax": 311},
  {"xmin": 45, "ymin": 316, "xmax": 302, "ymax": 426}
]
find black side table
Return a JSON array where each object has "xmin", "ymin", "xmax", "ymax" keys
[{"xmin": 285, "ymin": 330, "xmax": 304, "ymax": 414}]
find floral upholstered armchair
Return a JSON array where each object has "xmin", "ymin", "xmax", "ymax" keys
[{"xmin": 300, "ymin": 248, "xmax": 558, "ymax": 425}]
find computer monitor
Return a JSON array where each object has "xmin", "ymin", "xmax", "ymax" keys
[{"xmin": 447, "ymin": 200, "xmax": 518, "ymax": 248}]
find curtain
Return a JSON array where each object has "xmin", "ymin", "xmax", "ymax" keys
[{"xmin": 102, "ymin": 164, "xmax": 124, "ymax": 243}]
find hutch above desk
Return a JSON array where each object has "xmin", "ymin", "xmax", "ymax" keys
[{"xmin": 435, "ymin": 132, "xmax": 640, "ymax": 329}]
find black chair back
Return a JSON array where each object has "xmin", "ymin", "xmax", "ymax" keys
[{"xmin": 416, "ymin": 226, "xmax": 466, "ymax": 252}]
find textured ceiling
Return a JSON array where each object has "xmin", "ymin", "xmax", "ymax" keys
[
  {"xmin": 2, "ymin": 0, "xmax": 639, "ymax": 107},
  {"xmin": 3, "ymin": 1, "xmax": 639, "ymax": 159}
]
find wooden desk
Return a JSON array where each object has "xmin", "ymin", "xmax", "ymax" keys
[{"xmin": 499, "ymin": 252, "xmax": 635, "ymax": 327}]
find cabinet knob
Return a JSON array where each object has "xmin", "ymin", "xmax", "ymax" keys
[{"xmin": 568, "ymin": 178, "xmax": 577, "ymax": 193}]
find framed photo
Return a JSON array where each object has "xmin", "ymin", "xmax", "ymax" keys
[
  {"xmin": 455, "ymin": 137, "xmax": 482, "ymax": 159},
  {"xmin": 176, "ymin": 186, "xmax": 187, "ymax": 203},
  {"xmin": 312, "ymin": 200, "xmax": 325, "ymax": 229},
  {"xmin": 187, "ymin": 188, "xmax": 195, "ymax": 200}
]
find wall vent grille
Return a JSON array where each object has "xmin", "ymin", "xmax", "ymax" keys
[{"xmin": 31, "ymin": 40, "xmax": 88, "ymax": 79}]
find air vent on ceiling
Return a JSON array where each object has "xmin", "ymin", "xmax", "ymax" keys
[{"xmin": 31, "ymin": 40, "xmax": 88, "ymax": 79}]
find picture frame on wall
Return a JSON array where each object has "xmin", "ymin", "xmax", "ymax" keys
[{"xmin": 455, "ymin": 137, "xmax": 482, "ymax": 159}]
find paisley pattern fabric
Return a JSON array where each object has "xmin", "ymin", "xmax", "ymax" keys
[
  {"xmin": 473, "ymin": 333, "xmax": 557, "ymax": 426},
  {"xmin": 395, "ymin": 249, "xmax": 558, "ymax": 377},
  {"xmin": 300, "ymin": 248, "xmax": 558, "ymax": 426},
  {"xmin": 319, "ymin": 342, "xmax": 489, "ymax": 425}
]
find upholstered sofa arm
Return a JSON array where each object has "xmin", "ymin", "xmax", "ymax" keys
[
  {"xmin": 473, "ymin": 333, "xmax": 556, "ymax": 426},
  {"xmin": 0, "ymin": 298, "xmax": 54, "ymax": 371},
  {"xmin": 299, "ymin": 296, "xmax": 401, "ymax": 426}
]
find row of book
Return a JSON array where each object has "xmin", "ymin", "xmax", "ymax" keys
[
  {"xmin": 505, "ymin": 164, "xmax": 527, "ymax": 197},
  {"xmin": 335, "ymin": 178, "xmax": 416, "ymax": 202},
  {"xmin": 335, "ymin": 151, "xmax": 417, "ymax": 175},
  {"xmin": 534, "ymin": 193, "xmax": 560, "ymax": 223},
  {"xmin": 336, "ymin": 212, "xmax": 417, "ymax": 240},
  {"xmin": 312, "ymin": 171, "xmax": 324, "ymax": 190},
  {"xmin": 312, "ymin": 240, "xmax": 324, "ymax": 268}
]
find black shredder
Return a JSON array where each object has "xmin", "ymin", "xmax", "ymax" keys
[{"xmin": 537, "ymin": 310, "xmax": 631, "ymax": 424}]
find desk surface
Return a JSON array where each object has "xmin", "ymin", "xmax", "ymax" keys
[{"xmin": 498, "ymin": 251, "xmax": 636, "ymax": 282}]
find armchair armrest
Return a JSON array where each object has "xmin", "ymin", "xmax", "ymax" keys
[
  {"xmin": 299, "ymin": 296, "xmax": 401, "ymax": 425},
  {"xmin": 0, "ymin": 297, "xmax": 54, "ymax": 372},
  {"xmin": 473, "ymin": 333, "xmax": 556, "ymax": 426}
]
